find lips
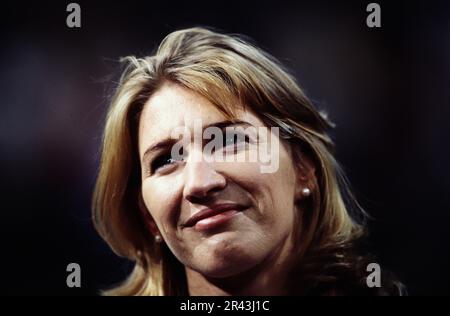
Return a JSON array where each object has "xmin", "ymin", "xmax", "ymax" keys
[{"xmin": 182, "ymin": 203, "xmax": 247, "ymax": 229}]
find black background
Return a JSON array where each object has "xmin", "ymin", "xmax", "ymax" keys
[{"xmin": 0, "ymin": 0, "xmax": 449, "ymax": 295}]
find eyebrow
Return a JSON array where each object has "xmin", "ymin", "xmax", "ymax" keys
[{"xmin": 141, "ymin": 119, "xmax": 253, "ymax": 163}]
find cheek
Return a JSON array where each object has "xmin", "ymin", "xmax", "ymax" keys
[
  {"xmin": 220, "ymin": 158, "xmax": 296, "ymax": 224},
  {"xmin": 216, "ymin": 161, "xmax": 266, "ymax": 201},
  {"xmin": 252, "ymin": 153, "xmax": 297, "ymax": 226},
  {"xmin": 141, "ymin": 179, "xmax": 180, "ymax": 235},
  {"xmin": 259, "ymin": 173, "xmax": 296, "ymax": 224}
]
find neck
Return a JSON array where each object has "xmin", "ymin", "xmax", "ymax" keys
[{"xmin": 185, "ymin": 234, "xmax": 294, "ymax": 296}]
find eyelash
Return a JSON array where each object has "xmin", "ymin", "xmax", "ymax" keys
[
  {"xmin": 150, "ymin": 151, "xmax": 184, "ymax": 174},
  {"xmin": 150, "ymin": 132, "xmax": 252, "ymax": 174},
  {"xmin": 221, "ymin": 132, "xmax": 251, "ymax": 152}
]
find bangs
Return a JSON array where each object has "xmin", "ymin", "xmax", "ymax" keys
[{"xmin": 171, "ymin": 70, "xmax": 249, "ymax": 122}]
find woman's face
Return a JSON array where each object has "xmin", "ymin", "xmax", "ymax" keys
[{"xmin": 138, "ymin": 82, "xmax": 303, "ymax": 278}]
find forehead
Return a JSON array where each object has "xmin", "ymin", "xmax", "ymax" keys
[{"xmin": 138, "ymin": 82, "xmax": 265, "ymax": 156}]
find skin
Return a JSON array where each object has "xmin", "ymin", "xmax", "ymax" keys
[{"xmin": 138, "ymin": 81, "xmax": 313, "ymax": 295}]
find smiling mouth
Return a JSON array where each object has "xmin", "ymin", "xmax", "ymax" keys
[{"xmin": 182, "ymin": 203, "xmax": 248, "ymax": 231}]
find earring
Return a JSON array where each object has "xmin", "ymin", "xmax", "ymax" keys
[
  {"xmin": 302, "ymin": 187, "xmax": 311, "ymax": 197},
  {"xmin": 154, "ymin": 235, "xmax": 162, "ymax": 243}
]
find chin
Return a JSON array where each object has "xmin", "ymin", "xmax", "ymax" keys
[
  {"xmin": 193, "ymin": 245, "xmax": 260, "ymax": 278},
  {"xmin": 197, "ymin": 260, "xmax": 256, "ymax": 278}
]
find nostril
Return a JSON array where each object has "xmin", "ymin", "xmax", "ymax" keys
[
  {"xmin": 183, "ymin": 165, "xmax": 227, "ymax": 202},
  {"xmin": 185, "ymin": 185, "xmax": 223, "ymax": 203},
  {"xmin": 207, "ymin": 186, "xmax": 224, "ymax": 195},
  {"xmin": 185, "ymin": 194, "xmax": 205, "ymax": 204}
]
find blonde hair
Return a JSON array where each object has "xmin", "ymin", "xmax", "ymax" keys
[{"xmin": 92, "ymin": 27, "xmax": 370, "ymax": 295}]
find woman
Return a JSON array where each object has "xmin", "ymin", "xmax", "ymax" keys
[{"xmin": 92, "ymin": 27, "xmax": 403, "ymax": 295}]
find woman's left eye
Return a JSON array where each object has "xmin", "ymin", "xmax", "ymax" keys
[{"xmin": 222, "ymin": 133, "xmax": 249, "ymax": 149}]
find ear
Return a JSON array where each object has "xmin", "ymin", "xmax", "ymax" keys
[
  {"xmin": 138, "ymin": 191, "xmax": 161, "ymax": 237},
  {"xmin": 294, "ymin": 153, "xmax": 317, "ymax": 200}
]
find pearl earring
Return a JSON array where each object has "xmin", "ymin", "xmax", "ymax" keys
[
  {"xmin": 302, "ymin": 187, "xmax": 311, "ymax": 197},
  {"xmin": 155, "ymin": 235, "xmax": 162, "ymax": 243}
]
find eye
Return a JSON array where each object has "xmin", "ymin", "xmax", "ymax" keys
[
  {"xmin": 222, "ymin": 132, "xmax": 250, "ymax": 151},
  {"xmin": 151, "ymin": 149, "xmax": 185, "ymax": 174}
]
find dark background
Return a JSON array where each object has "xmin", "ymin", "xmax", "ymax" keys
[{"xmin": 0, "ymin": 0, "xmax": 449, "ymax": 295}]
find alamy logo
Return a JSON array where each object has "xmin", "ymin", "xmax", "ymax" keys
[
  {"xmin": 66, "ymin": 263, "xmax": 81, "ymax": 288},
  {"xmin": 366, "ymin": 263, "xmax": 381, "ymax": 288},
  {"xmin": 366, "ymin": 3, "xmax": 381, "ymax": 28},
  {"xmin": 66, "ymin": 3, "xmax": 81, "ymax": 28},
  {"xmin": 168, "ymin": 119, "xmax": 280, "ymax": 174}
]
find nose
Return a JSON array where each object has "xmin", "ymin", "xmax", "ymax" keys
[{"xmin": 183, "ymin": 155, "xmax": 227, "ymax": 203}]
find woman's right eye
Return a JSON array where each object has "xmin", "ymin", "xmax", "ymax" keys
[{"xmin": 151, "ymin": 153, "xmax": 179, "ymax": 173}]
